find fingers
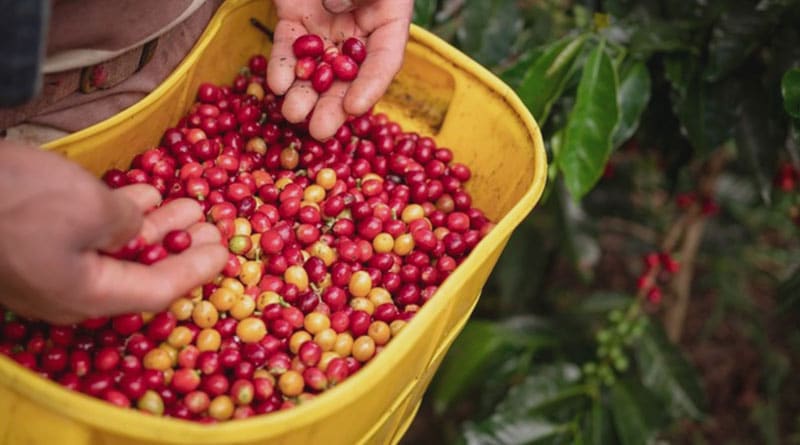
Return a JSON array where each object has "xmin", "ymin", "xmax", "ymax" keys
[
  {"xmin": 309, "ymin": 81, "xmax": 350, "ymax": 140},
  {"xmin": 0, "ymin": 295, "xmax": 52, "ymax": 325},
  {"xmin": 343, "ymin": 18, "xmax": 409, "ymax": 116},
  {"xmin": 113, "ymin": 184, "xmax": 162, "ymax": 212},
  {"xmin": 77, "ymin": 220, "xmax": 224, "ymax": 320},
  {"xmin": 138, "ymin": 198, "xmax": 204, "ymax": 245},
  {"xmin": 267, "ymin": 20, "xmax": 307, "ymax": 95},
  {"xmin": 186, "ymin": 222, "xmax": 222, "ymax": 246},
  {"xmin": 90, "ymin": 243, "xmax": 228, "ymax": 315},
  {"xmin": 90, "ymin": 184, "xmax": 163, "ymax": 252},
  {"xmin": 322, "ymin": 0, "xmax": 380, "ymax": 14},
  {"xmin": 90, "ymin": 186, "xmax": 153, "ymax": 252},
  {"xmin": 282, "ymin": 81, "xmax": 319, "ymax": 123}
]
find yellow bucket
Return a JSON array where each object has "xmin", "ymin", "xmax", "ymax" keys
[{"xmin": 0, "ymin": 1, "xmax": 547, "ymax": 443}]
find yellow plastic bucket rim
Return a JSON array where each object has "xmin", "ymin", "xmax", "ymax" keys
[{"xmin": 2, "ymin": 9, "xmax": 547, "ymax": 443}]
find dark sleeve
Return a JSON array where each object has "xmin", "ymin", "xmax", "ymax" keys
[{"xmin": 0, "ymin": 0, "xmax": 49, "ymax": 107}]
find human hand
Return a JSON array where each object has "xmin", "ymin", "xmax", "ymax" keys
[
  {"xmin": 0, "ymin": 144, "xmax": 227, "ymax": 324},
  {"xmin": 268, "ymin": 0, "xmax": 413, "ymax": 141}
]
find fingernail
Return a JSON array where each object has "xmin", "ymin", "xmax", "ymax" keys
[{"xmin": 322, "ymin": 0, "xmax": 354, "ymax": 14}]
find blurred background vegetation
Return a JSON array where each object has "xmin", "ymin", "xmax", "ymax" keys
[{"xmin": 402, "ymin": 0, "xmax": 800, "ymax": 444}]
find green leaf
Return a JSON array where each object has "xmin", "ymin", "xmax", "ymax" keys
[
  {"xmin": 412, "ymin": 0, "xmax": 438, "ymax": 28},
  {"xmin": 777, "ymin": 267, "xmax": 800, "ymax": 314},
  {"xmin": 458, "ymin": 0, "xmax": 522, "ymax": 67},
  {"xmin": 462, "ymin": 416, "xmax": 568, "ymax": 445},
  {"xmin": 431, "ymin": 318, "xmax": 554, "ymax": 414},
  {"xmin": 472, "ymin": 350, "xmax": 537, "ymax": 415},
  {"xmin": 610, "ymin": 379, "xmax": 666, "ymax": 445},
  {"xmin": 634, "ymin": 321, "xmax": 706, "ymax": 420},
  {"xmin": 612, "ymin": 61, "xmax": 651, "ymax": 147},
  {"xmin": 557, "ymin": 40, "xmax": 620, "ymax": 199},
  {"xmin": 517, "ymin": 36, "xmax": 587, "ymax": 124},
  {"xmin": 583, "ymin": 398, "xmax": 616, "ymax": 445},
  {"xmin": 461, "ymin": 364, "xmax": 587, "ymax": 445},
  {"xmin": 668, "ymin": 60, "xmax": 741, "ymax": 153},
  {"xmin": 495, "ymin": 364, "xmax": 584, "ymax": 417},
  {"xmin": 734, "ymin": 76, "xmax": 785, "ymax": 204},
  {"xmin": 500, "ymin": 48, "xmax": 545, "ymax": 90},
  {"xmin": 752, "ymin": 352, "xmax": 789, "ymax": 445},
  {"xmin": 490, "ymin": 222, "xmax": 552, "ymax": 313},
  {"xmin": 557, "ymin": 182, "xmax": 600, "ymax": 279},
  {"xmin": 752, "ymin": 401, "xmax": 782, "ymax": 445},
  {"xmin": 704, "ymin": 7, "xmax": 772, "ymax": 82},
  {"xmin": 663, "ymin": 54, "xmax": 696, "ymax": 97},
  {"xmin": 627, "ymin": 20, "xmax": 700, "ymax": 58},
  {"xmin": 765, "ymin": 21, "xmax": 800, "ymax": 91},
  {"xmin": 782, "ymin": 68, "xmax": 800, "ymax": 119}
]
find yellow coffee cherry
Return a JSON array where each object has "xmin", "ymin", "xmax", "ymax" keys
[
  {"xmin": 309, "ymin": 241, "xmax": 337, "ymax": 266},
  {"xmin": 196, "ymin": 328, "xmax": 222, "ymax": 352},
  {"xmin": 159, "ymin": 343, "xmax": 178, "ymax": 367},
  {"xmin": 334, "ymin": 333, "xmax": 354, "ymax": 357},
  {"xmin": 372, "ymin": 233, "xmax": 394, "ymax": 254},
  {"xmin": 352, "ymin": 336, "xmax": 376, "ymax": 362},
  {"xmin": 393, "ymin": 234, "xmax": 415, "ymax": 256},
  {"xmin": 348, "ymin": 271, "xmax": 372, "ymax": 298},
  {"xmin": 256, "ymin": 291, "xmax": 281, "ymax": 311},
  {"xmin": 236, "ymin": 317, "xmax": 267, "ymax": 344},
  {"xmin": 350, "ymin": 297, "xmax": 375, "ymax": 315},
  {"xmin": 143, "ymin": 348, "xmax": 171, "ymax": 371},
  {"xmin": 290, "ymin": 331, "xmax": 312, "ymax": 354},
  {"xmin": 278, "ymin": 370, "xmax": 304, "ymax": 397},
  {"xmin": 210, "ymin": 287, "xmax": 237, "ymax": 312},
  {"xmin": 167, "ymin": 326, "xmax": 193, "ymax": 348},
  {"xmin": 246, "ymin": 82, "xmax": 265, "ymax": 100},
  {"xmin": 192, "ymin": 301, "xmax": 219, "ymax": 329},
  {"xmin": 318, "ymin": 351, "xmax": 339, "ymax": 371},
  {"xmin": 315, "ymin": 168, "xmax": 337, "ymax": 190},
  {"xmin": 230, "ymin": 295, "xmax": 256, "ymax": 320},
  {"xmin": 169, "ymin": 298, "xmax": 194, "ymax": 321},
  {"xmin": 220, "ymin": 277, "xmax": 245, "ymax": 295},
  {"xmin": 239, "ymin": 261, "xmax": 263, "ymax": 287},
  {"xmin": 368, "ymin": 288, "xmax": 392, "ymax": 307},
  {"xmin": 285, "ymin": 265, "xmax": 309, "ymax": 292},
  {"xmin": 303, "ymin": 184, "xmax": 326, "ymax": 203},
  {"xmin": 314, "ymin": 328, "xmax": 337, "ymax": 352},
  {"xmin": 208, "ymin": 395, "xmax": 234, "ymax": 420},
  {"xmin": 303, "ymin": 312, "xmax": 330, "ymax": 335},
  {"xmin": 401, "ymin": 204, "xmax": 425, "ymax": 223},
  {"xmin": 368, "ymin": 321, "xmax": 391, "ymax": 346}
]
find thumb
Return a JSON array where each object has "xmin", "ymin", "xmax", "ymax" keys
[{"xmin": 322, "ymin": 0, "xmax": 379, "ymax": 14}]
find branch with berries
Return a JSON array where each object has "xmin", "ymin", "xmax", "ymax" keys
[{"xmin": 583, "ymin": 149, "xmax": 729, "ymax": 386}]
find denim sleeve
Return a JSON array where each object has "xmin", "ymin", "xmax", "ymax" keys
[{"xmin": 0, "ymin": 0, "xmax": 49, "ymax": 107}]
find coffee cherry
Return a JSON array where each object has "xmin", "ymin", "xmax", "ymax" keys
[
  {"xmin": 292, "ymin": 34, "xmax": 325, "ymax": 58},
  {"xmin": 332, "ymin": 55, "xmax": 359, "ymax": 81},
  {"xmin": 312, "ymin": 63, "xmax": 335, "ymax": 93},
  {"xmin": 342, "ymin": 37, "xmax": 367, "ymax": 64},
  {"xmin": 163, "ymin": 230, "xmax": 192, "ymax": 253}
]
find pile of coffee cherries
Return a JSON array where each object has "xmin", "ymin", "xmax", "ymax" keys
[{"xmin": 0, "ymin": 49, "xmax": 493, "ymax": 423}]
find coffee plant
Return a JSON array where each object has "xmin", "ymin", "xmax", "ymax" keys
[{"xmin": 405, "ymin": 0, "xmax": 800, "ymax": 444}]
